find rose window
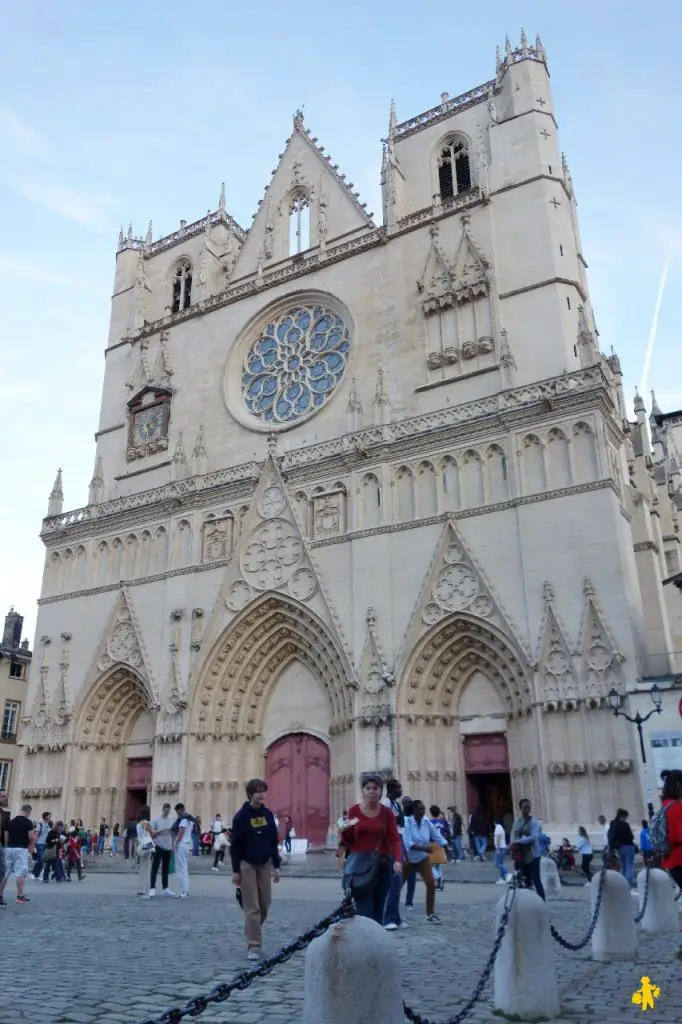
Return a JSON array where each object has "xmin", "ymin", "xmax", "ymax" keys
[{"xmin": 242, "ymin": 304, "xmax": 350, "ymax": 424}]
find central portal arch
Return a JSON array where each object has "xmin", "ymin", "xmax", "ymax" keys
[{"xmin": 189, "ymin": 594, "xmax": 353, "ymax": 830}]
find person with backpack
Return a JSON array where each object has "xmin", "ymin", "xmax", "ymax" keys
[
  {"xmin": 653, "ymin": 770, "xmax": 682, "ymax": 892},
  {"xmin": 32, "ymin": 811, "xmax": 51, "ymax": 878}
]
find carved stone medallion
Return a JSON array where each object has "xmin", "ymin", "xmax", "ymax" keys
[
  {"xmin": 241, "ymin": 519, "xmax": 303, "ymax": 591},
  {"xmin": 257, "ymin": 484, "xmax": 286, "ymax": 520}
]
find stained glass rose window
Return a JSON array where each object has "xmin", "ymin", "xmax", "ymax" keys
[{"xmin": 241, "ymin": 304, "xmax": 350, "ymax": 424}]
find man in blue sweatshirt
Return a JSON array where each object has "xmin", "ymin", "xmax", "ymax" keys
[{"xmin": 231, "ymin": 778, "xmax": 281, "ymax": 960}]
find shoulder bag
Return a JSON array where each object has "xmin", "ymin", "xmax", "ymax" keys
[
  {"xmin": 44, "ymin": 844, "xmax": 58, "ymax": 863},
  {"xmin": 343, "ymin": 808, "xmax": 388, "ymax": 897},
  {"xmin": 138, "ymin": 827, "xmax": 154, "ymax": 856}
]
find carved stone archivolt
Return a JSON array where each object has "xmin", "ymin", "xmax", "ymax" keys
[
  {"xmin": 191, "ymin": 594, "xmax": 354, "ymax": 741},
  {"xmin": 399, "ymin": 615, "xmax": 532, "ymax": 720}
]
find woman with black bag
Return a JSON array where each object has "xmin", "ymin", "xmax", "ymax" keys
[{"xmin": 338, "ymin": 774, "xmax": 402, "ymax": 923}]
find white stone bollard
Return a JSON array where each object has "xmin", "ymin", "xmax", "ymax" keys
[
  {"xmin": 591, "ymin": 869, "xmax": 638, "ymax": 961},
  {"xmin": 303, "ymin": 915, "xmax": 404, "ymax": 1024},
  {"xmin": 637, "ymin": 868, "xmax": 680, "ymax": 935},
  {"xmin": 494, "ymin": 888, "xmax": 561, "ymax": 1020},
  {"xmin": 540, "ymin": 855, "xmax": 563, "ymax": 899}
]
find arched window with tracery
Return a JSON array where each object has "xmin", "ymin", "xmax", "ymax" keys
[
  {"xmin": 437, "ymin": 137, "xmax": 472, "ymax": 200},
  {"xmin": 289, "ymin": 191, "xmax": 310, "ymax": 255},
  {"xmin": 171, "ymin": 258, "xmax": 192, "ymax": 313}
]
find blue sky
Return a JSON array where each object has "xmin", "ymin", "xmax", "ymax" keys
[{"xmin": 1, "ymin": 1, "xmax": 680, "ymax": 642}]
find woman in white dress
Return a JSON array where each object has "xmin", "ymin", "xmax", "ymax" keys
[{"xmin": 136, "ymin": 805, "xmax": 154, "ymax": 898}]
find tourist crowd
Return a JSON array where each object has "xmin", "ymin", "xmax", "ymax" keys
[{"xmin": 2, "ymin": 769, "xmax": 681, "ymax": 962}]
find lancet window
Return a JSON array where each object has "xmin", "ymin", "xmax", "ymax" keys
[
  {"xmin": 289, "ymin": 191, "xmax": 311, "ymax": 255},
  {"xmin": 437, "ymin": 137, "xmax": 472, "ymax": 200},
  {"xmin": 171, "ymin": 258, "xmax": 193, "ymax": 313}
]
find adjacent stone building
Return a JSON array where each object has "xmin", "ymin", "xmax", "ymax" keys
[
  {"xmin": 0, "ymin": 609, "xmax": 32, "ymax": 806},
  {"xmin": 16, "ymin": 33, "xmax": 682, "ymax": 843}
]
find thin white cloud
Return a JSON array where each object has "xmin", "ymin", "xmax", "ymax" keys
[
  {"xmin": 0, "ymin": 100, "xmax": 51, "ymax": 159},
  {"xmin": 0, "ymin": 253, "xmax": 79, "ymax": 286},
  {"xmin": 6, "ymin": 173, "xmax": 116, "ymax": 229}
]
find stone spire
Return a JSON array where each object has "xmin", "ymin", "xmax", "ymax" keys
[
  {"xmin": 535, "ymin": 33, "xmax": 546, "ymax": 62},
  {"xmin": 127, "ymin": 223, "xmax": 133, "ymax": 242},
  {"xmin": 347, "ymin": 377, "xmax": 363, "ymax": 431},
  {"xmin": 145, "ymin": 221, "xmax": 152, "ymax": 246},
  {"xmin": 88, "ymin": 456, "xmax": 104, "ymax": 505},
  {"xmin": 650, "ymin": 390, "xmax": 663, "ymax": 419},
  {"xmin": 118, "ymin": 226, "xmax": 124, "ymax": 249},
  {"xmin": 172, "ymin": 433, "xmax": 187, "ymax": 481},
  {"xmin": 48, "ymin": 468, "xmax": 64, "ymax": 516},
  {"xmin": 520, "ymin": 28, "xmax": 528, "ymax": 56},
  {"xmin": 634, "ymin": 388, "xmax": 646, "ymax": 415},
  {"xmin": 373, "ymin": 367, "xmax": 390, "ymax": 426},
  {"xmin": 562, "ymin": 153, "xmax": 575, "ymax": 200},
  {"xmin": 192, "ymin": 425, "xmax": 208, "ymax": 476},
  {"xmin": 218, "ymin": 182, "xmax": 226, "ymax": 211},
  {"xmin": 388, "ymin": 98, "xmax": 397, "ymax": 146},
  {"xmin": 577, "ymin": 305, "xmax": 598, "ymax": 368}
]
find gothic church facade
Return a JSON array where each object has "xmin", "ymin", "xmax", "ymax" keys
[{"xmin": 17, "ymin": 34, "xmax": 682, "ymax": 842}]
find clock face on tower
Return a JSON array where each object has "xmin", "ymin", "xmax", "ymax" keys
[{"xmin": 132, "ymin": 403, "xmax": 166, "ymax": 445}]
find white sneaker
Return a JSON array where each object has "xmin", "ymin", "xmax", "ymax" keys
[
  {"xmin": 405, "ymin": 905, "xmax": 414, "ymax": 912},
  {"xmin": 584, "ymin": 881, "xmax": 591, "ymax": 887},
  {"xmin": 212, "ymin": 867, "xmax": 219, "ymax": 872},
  {"xmin": 384, "ymin": 923, "xmax": 398, "ymax": 931},
  {"xmin": 247, "ymin": 948, "xmax": 261, "ymax": 962},
  {"xmin": 148, "ymin": 889, "xmax": 156, "ymax": 897},
  {"xmin": 162, "ymin": 889, "xmax": 176, "ymax": 897},
  {"xmin": 495, "ymin": 878, "xmax": 506, "ymax": 884},
  {"xmin": 178, "ymin": 892, "xmax": 188, "ymax": 899},
  {"xmin": 399, "ymin": 921, "xmax": 409, "ymax": 929}
]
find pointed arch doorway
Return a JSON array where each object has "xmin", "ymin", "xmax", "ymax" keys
[{"xmin": 265, "ymin": 733, "xmax": 330, "ymax": 848}]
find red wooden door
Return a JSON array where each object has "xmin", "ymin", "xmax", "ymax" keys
[{"xmin": 266, "ymin": 733, "xmax": 330, "ymax": 847}]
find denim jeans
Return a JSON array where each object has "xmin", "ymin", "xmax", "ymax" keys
[
  {"xmin": 383, "ymin": 862, "xmax": 405, "ymax": 925},
  {"xmin": 494, "ymin": 848, "xmax": 507, "ymax": 879},
  {"xmin": 452, "ymin": 836, "xmax": 464, "ymax": 861},
  {"xmin": 96, "ymin": 836, "xmax": 105, "ymax": 854},
  {"xmin": 43, "ymin": 854, "xmax": 65, "ymax": 882},
  {"xmin": 192, "ymin": 834, "xmax": 199, "ymax": 857},
  {"xmin": 475, "ymin": 835, "xmax": 488, "ymax": 859},
  {"xmin": 150, "ymin": 848, "xmax": 172, "ymax": 890},
  {"xmin": 32, "ymin": 843, "xmax": 46, "ymax": 877},
  {"xmin": 619, "ymin": 844, "xmax": 635, "ymax": 886},
  {"xmin": 111, "ymin": 836, "xmax": 119, "ymax": 855},
  {"xmin": 352, "ymin": 859, "xmax": 392, "ymax": 924}
]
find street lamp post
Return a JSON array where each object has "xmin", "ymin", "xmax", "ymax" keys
[{"xmin": 607, "ymin": 684, "xmax": 663, "ymax": 819}]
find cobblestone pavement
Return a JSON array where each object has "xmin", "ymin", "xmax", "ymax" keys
[{"xmin": 1, "ymin": 872, "xmax": 680, "ymax": 1024}]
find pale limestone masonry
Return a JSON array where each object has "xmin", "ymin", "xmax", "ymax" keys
[{"xmin": 16, "ymin": 33, "xmax": 682, "ymax": 838}]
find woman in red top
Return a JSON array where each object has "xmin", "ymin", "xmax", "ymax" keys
[
  {"xmin": 339, "ymin": 774, "xmax": 402, "ymax": 923},
  {"xmin": 661, "ymin": 770, "xmax": 682, "ymax": 892}
]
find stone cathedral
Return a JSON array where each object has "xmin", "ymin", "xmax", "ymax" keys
[{"xmin": 16, "ymin": 34, "xmax": 682, "ymax": 845}]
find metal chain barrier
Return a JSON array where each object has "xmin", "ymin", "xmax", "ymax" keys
[
  {"xmin": 402, "ymin": 883, "xmax": 517, "ymax": 1024},
  {"xmin": 137, "ymin": 894, "xmax": 356, "ymax": 1024},
  {"xmin": 634, "ymin": 866, "xmax": 651, "ymax": 924},
  {"xmin": 549, "ymin": 862, "xmax": 607, "ymax": 951}
]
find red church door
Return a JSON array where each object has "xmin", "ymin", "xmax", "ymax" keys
[{"xmin": 265, "ymin": 733, "xmax": 330, "ymax": 848}]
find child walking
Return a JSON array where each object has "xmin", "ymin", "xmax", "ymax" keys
[{"xmin": 231, "ymin": 779, "xmax": 281, "ymax": 961}]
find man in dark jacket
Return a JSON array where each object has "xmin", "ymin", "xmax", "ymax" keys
[
  {"xmin": 231, "ymin": 779, "xmax": 281, "ymax": 960},
  {"xmin": 470, "ymin": 804, "xmax": 489, "ymax": 861}
]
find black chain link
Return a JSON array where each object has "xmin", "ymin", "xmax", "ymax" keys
[
  {"xmin": 402, "ymin": 882, "xmax": 517, "ymax": 1024},
  {"xmin": 634, "ymin": 866, "xmax": 651, "ymax": 924},
  {"xmin": 137, "ymin": 895, "xmax": 357, "ymax": 1024},
  {"xmin": 549, "ymin": 862, "xmax": 607, "ymax": 951}
]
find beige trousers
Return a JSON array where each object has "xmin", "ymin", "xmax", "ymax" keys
[{"xmin": 241, "ymin": 861, "xmax": 272, "ymax": 948}]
